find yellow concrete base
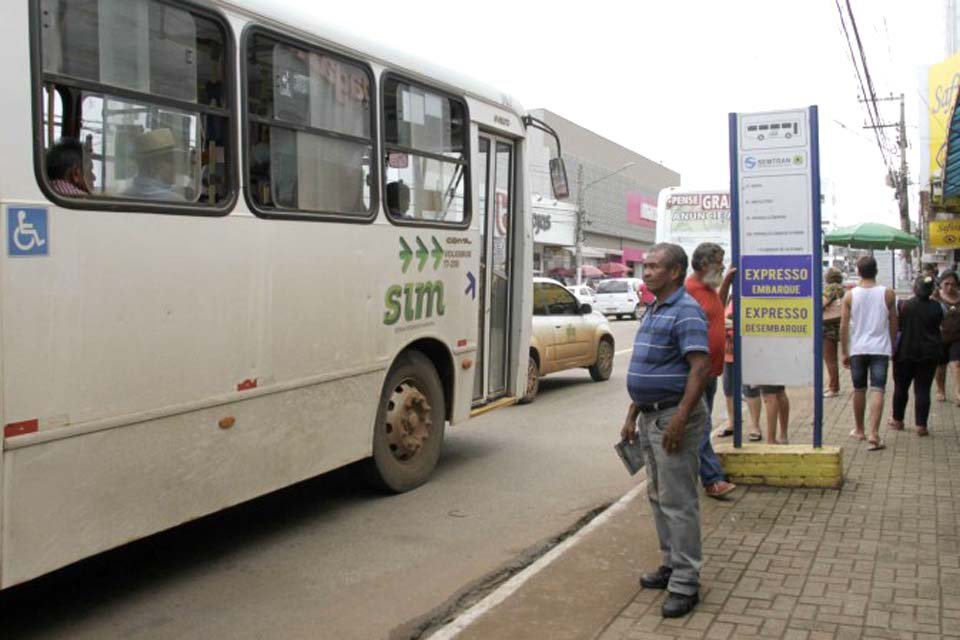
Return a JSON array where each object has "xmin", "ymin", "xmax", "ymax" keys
[{"xmin": 715, "ymin": 443, "xmax": 844, "ymax": 489}]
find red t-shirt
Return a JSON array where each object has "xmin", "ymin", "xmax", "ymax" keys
[{"xmin": 685, "ymin": 275, "xmax": 725, "ymax": 377}]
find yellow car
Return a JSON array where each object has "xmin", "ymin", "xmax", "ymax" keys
[{"xmin": 522, "ymin": 277, "xmax": 615, "ymax": 403}]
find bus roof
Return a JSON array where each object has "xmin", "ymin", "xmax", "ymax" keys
[{"xmin": 219, "ymin": 0, "xmax": 526, "ymax": 120}]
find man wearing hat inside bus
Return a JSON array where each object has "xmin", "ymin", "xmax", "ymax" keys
[{"xmin": 126, "ymin": 128, "xmax": 185, "ymax": 201}]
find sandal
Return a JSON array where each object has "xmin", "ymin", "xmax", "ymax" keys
[
  {"xmin": 917, "ymin": 426, "xmax": 930, "ymax": 437},
  {"xmin": 888, "ymin": 420, "xmax": 904, "ymax": 431},
  {"xmin": 936, "ymin": 391, "xmax": 947, "ymax": 402},
  {"xmin": 849, "ymin": 430, "xmax": 866, "ymax": 441},
  {"xmin": 867, "ymin": 439, "xmax": 886, "ymax": 451},
  {"xmin": 717, "ymin": 427, "xmax": 734, "ymax": 437},
  {"xmin": 748, "ymin": 432, "xmax": 762, "ymax": 442}
]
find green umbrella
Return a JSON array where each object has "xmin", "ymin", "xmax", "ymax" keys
[{"xmin": 823, "ymin": 222, "xmax": 919, "ymax": 250}]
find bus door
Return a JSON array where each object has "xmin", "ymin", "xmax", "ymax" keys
[{"xmin": 473, "ymin": 135, "xmax": 514, "ymax": 403}]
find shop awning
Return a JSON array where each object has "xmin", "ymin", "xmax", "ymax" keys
[{"xmin": 945, "ymin": 101, "xmax": 960, "ymax": 199}]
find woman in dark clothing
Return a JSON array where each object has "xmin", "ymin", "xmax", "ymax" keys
[{"xmin": 890, "ymin": 276, "xmax": 943, "ymax": 436}]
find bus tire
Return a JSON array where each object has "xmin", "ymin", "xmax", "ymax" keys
[
  {"xmin": 366, "ymin": 351, "xmax": 446, "ymax": 493},
  {"xmin": 589, "ymin": 338, "xmax": 614, "ymax": 382},
  {"xmin": 519, "ymin": 354, "xmax": 540, "ymax": 404}
]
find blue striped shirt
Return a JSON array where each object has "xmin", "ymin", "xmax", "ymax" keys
[{"xmin": 627, "ymin": 286, "xmax": 709, "ymax": 404}]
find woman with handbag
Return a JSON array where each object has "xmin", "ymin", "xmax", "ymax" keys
[
  {"xmin": 889, "ymin": 276, "xmax": 942, "ymax": 435},
  {"xmin": 822, "ymin": 268, "xmax": 845, "ymax": 397}
]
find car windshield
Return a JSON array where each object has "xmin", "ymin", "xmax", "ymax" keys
[{"xmin": 597, "ymin": 281, "xmax": 629, "ymax": 293}]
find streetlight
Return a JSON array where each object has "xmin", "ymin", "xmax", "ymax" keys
[{"xmin": 575, "ymin": 161, "xmax": 637, "ymax": 286}]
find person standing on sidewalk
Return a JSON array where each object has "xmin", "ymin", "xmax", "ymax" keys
[
  {"xmin": 685, "ymin": 242, "xmax": 737, "ymax": 498},
  {"xmin": 934, "ymin": 271, "xmax": 960, "ymax": 403},
  {"xmin": 721, "ymin": 302, "xmax": 764, "ymax": 441},
  {"xmin": 822, "ymin": 268, "xmax": 845, "ymax": 397},
  {"xmin": 621, "ymin": 243, "xmax": 710, "ymax": 619},
  {"xmin": 841, "ymin": 255, "xmax": 897, "ymax": 451},
  {"xmin": 889, "ymin": 275, "xmax": 942, "ymax": 436}
]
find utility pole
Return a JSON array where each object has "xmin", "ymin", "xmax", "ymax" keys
[
  {"xmin": 575, "ymin": 164, "xmax": 585, "ymax": 287},
  {"xmin": 574, "ymin": 161, "xmax": 636, "ymax": 286},
  {"xmin": 861, "ymin": 93, "xmax": 912, "ymax": 270}
]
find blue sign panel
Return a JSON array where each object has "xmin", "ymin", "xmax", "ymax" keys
[{"xmin": 7, "ymin": 206, "xmax": 49, "ymax": 257}]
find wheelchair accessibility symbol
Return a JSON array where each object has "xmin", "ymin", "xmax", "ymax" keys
[{"xmin": 7, "ymin": 206, "xmax": 49, "ymax": 257}]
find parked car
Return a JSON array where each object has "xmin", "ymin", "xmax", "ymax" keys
[
  {"xmin": 565, "ymin": 284, "xmax": 598, "ymax": 307},
  {"xmin": 595, "ymin": 278, "xmax": 642, "ymax": 320},
  {"xmin": 522, "ymin": 278, "xmax": 615, "ymax": 403}
]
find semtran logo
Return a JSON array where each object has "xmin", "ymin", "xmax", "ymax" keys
[{"xmin": 743, "ymin": 156, "xmax": 757, "ymax": 170}]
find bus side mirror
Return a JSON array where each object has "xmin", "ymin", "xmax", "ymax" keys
[{"xmin": 550, "ymin": 158, "xmax": 570, "ymax": 200}]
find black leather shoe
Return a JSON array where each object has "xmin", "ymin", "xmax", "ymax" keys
[
  {"xmin": 661, "ymin": 591, "xmax": 699, "ymax": 618},
  {"xmin": 639, "ymin": 565, "xmax": 672, "ymax": 589}
]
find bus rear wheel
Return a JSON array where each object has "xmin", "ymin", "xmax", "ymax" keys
[{"xmin": 367, "ymin": 351, "xmax": 446, "ymax": 493}]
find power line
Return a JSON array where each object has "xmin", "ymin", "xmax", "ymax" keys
[{"xmin": 834, "ymin": 0, "xmax": 896, "ymax": 177}]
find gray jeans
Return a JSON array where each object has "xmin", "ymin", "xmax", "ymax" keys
[{"xmin": 637, "ymin": 400, "xmax": 706, "ymax": 595}]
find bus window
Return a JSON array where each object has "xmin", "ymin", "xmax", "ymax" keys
[
  {"xmin": 36, "ymin": 0, "xmax": 233, "ymax": 207},
  {"xmin": 245, "ymin": 31, "xmax": 375, "ymax": 217},
  {"xmin": 382, "ymin": 77, "xmax": 469, "ymax": 225}
]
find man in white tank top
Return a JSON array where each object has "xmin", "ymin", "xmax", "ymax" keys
[{"xmin": 840, "ymin": 255, "xmax": 897, "ymax": 451}]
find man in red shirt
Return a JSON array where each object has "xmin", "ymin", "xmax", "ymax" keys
[{"xmin": 685, "ymin": 243, "xmax": 737, "ymax": 498}]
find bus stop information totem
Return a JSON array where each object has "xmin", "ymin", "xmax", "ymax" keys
[{"xmin": 732, "ymin": 108, "xmax": 821, "ymax": 389}]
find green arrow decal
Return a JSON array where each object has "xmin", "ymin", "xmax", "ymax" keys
[
  {"xmin": 399, "ymin": 237, "xmax": 413, "ymax": 273},
  {"xmin": 415, "ymin": 236, "xmax": 429, "ymax": 272},
  {"xmin": 431, "ymin": 236, "xmax": 444, "ymax": 270}
]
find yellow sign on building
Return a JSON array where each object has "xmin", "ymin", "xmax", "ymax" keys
[
  {"xmin": 929, "ymin": 219, "xmax": 960, "ymax": 249},
  {"xmin": 928, "ymin": 53, "xmax": 960, "ymax": 179}
]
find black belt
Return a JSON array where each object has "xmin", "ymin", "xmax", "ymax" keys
[{"xmin": 637, "ymin": 398, "xmax": 682, "ymax": 414}]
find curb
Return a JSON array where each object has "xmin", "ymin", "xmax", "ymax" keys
[{"xmin": 428, "ymin": 475, "xmax": 648, "ymax": 639}]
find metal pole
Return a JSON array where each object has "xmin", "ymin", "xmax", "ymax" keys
[
  {"xmin": 811, "ymin": 106, "xmax": 824, "ymax": 449},
  {"xmin": 728, "ymin": 113, "xmax": 743, "ymax": 449}
]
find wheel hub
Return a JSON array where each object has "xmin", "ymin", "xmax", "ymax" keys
[{"xmin": 385, "ymin": 382, "xmax": 432, "ymax": 461}]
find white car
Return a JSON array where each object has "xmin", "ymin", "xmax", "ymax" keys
[
  {"xmin": 595, "ymin": 278, "xmax": 642, "ymax": 320},
  {"xmin": 565, "ymin": 284, "xmax": 598, "ymax": 307}
]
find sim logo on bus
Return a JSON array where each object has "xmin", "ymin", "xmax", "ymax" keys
[{"xmin": 383, "ymin": 281, "xmax": 446, "ymax": 325}]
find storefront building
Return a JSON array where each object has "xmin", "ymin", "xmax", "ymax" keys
[{"xmin": 527, "ymin": 109, "xmax": 680, "ymax": 277}]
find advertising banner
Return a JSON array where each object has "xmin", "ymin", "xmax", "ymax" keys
[
  {"xmin": 655, "ymin": 191, "xmax": 731, "ymax": 263},
  {"xmin": 929, "ymin": 219, "xmax": 960, "ymax": 249},
  {"xmin": 928, "ymin": 53, "xmax": 960, "ymax": 179},
  {"xmin": 731, "ymin": 108, "xmax": 820, "ymax": 388}
]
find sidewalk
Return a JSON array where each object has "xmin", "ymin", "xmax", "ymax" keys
[{"xmin": 435, "ymin": 378, "xmax": 960, "ymax": 640}]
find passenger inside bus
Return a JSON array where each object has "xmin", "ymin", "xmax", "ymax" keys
[
  {"xmin": 46, "ymin": 138, "xmax": 90, "ymax": 197},
  {"xmin": 125, "ymin": 128, "xmax": 186, "ymax": 201},
  {"xmin": 386, "ymin": 180, "xmax": 411, "ymax": 217}
]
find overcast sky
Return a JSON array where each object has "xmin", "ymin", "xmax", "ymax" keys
[{"xmin": 281, "ymin": 0, "xmax": 944, "ymax": 227}]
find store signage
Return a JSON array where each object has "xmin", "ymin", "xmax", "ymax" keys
[{"xmin": 929, "ymin": 219, "xmax": 960, "ymax": 249}]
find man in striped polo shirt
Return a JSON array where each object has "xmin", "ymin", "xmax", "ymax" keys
[{"xmin": 620, "ymin": 243, "xmax": 710, "ymax": 619}]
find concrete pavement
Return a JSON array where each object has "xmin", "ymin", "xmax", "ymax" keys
[{"xmin": 432, "ymin": 376, "xmax": 960, "ymax": 639}]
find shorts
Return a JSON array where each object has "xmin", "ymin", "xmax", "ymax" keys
[
  {"xmin": 757, "ymin": 385, "xmax": 785, "ymax": 395},
  {"xmin": 943, "ymin": 341, "xmax": 960, "ymax": 364},
  {"xmin": 723, "ymin": 362, "xmax": 761, "ymax": 398},
  {"xmin": 850, "ymin": 354, "xmax": 889, "ymax": 390}
]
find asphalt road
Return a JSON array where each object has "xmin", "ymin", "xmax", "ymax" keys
[{"xmin": 0, "ymin": 318, "xmax": 642, "ymax": 640}]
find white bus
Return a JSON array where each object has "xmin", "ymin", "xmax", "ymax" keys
[{"xmin": 0, "ymin": 0, "xmax": 567, "ymax": 588}]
